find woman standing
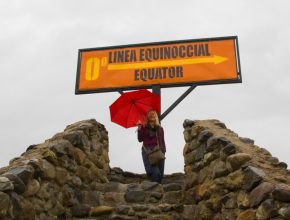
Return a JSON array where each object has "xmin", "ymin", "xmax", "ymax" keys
[{"xmin": 137, "ymin": 110, "xmax": 166, "ymax": 183}]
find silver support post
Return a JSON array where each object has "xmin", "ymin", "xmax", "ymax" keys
[
  {"xmin": 152, "ymin": 85, "xmax": 161, "ymax": 97},
  {"xmin": 152, "ymin": 85, "xmax": 161, "ymax": 120}
]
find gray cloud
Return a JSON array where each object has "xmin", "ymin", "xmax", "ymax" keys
[{"xmin": 0, "ymin": 0, "xmax": 290, "ymax": 173}]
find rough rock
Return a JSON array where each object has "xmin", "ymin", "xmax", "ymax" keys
[
  {"xmin": 279, "ymin": 206, "xmax": 290, "ymax": 219},
  {"xmin": 272, "ymin": 184, "xmax": 290, "ymax": 202},
  {"xmin": 0, "ymin": 192, "xmax": 10, "ymax": 217},
  {"xmin": 249, "ymin": 182, "xmax": 274, "ymax": 207},
  {"xmin": 162, "ymin": 191, "xmax": 183, "ymax": 204},
  {"xmin": 242, "ymin": 166, "xmax": 265, "ymax": 191},
  {"xmin": 0, "ymin": 176, "xmax": 14, "ymax": 191},
  {"xmin": 183, "ymin": 119, "xmax": 195, "ymax": 128},
  {"xmin": 3, "ymin": 173, "xmax": 26, "ymax": 194},
  {"xmin": 6, "ymin": 166, "xmax": 34, "ymax": 185},
  {"xmin": 163, "ymin": 183, "xmax": 182, "ymax": 192},
  {"xmin": 90, "ymin": 205, "xmax": 113, "ymax": 216},
  {"xmin": 256, "ymin": 199, "xmax": 278, "ymax": 220},
  {"xmin": 226, "ymin": 153, "xmax": 252, "ymax": 171},
  {"xmin": 24, "ymin": 179, "xmax": 40, "ymax": 196},
  {"xmin": 236, "ymin": 209, "xmax": 256, "ymax": 220},
  {"xmin": 220, "ymin": 143, "xmax": 236, "ymax": 160},
  {"xmin": 71, "ymin": 203, "xmax": 90, "ymax": 217},
  {"xmin": 0, "ymin": 119, "xmax": 290, "ymax": 220},
  {"xmin": 116, "ymin": 204, "xmax": 131, "ymax": 214},
  {"xmin": 39, "ymin": 159, "xmax": 56, "ymax": 179},
  {"xmin": 124, "ymin": 190, "xmax": 145, "ymax": 203}
]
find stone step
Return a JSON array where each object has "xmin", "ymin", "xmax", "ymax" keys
[
  {"xmin": 74, "ymin": 179, "xmax": 188, "ymax": 219},
  {"xmin": 99, "ymin": 180, "xmax": 185, "ymax": 205},
  {"xmin": 102, "ymin": 180, "xmax": 185, "ymax": 193},
  {"xmin": 76, "ymin": 203, "xmax": 189, "ymax": 220},
  {"xmin": 109, "ymin": 167, "xmax": 185, "ymax": 185}
]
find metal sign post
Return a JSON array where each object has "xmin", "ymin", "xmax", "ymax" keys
[{"xmin": 160, "ymin": 85, "xmax": 196, "ymax": 121}]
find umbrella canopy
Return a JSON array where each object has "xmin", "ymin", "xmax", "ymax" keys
[{"xmin": 109, "ymin": 89, "xmax": 161, "ymax": 128}]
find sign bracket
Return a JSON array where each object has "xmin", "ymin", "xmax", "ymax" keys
[
  {"xmin": 159, "ymin": 85, "xmax": 196, "ymax": 121},
  {"xmin": 118, "ymin": 90, "xmax": 124, "ymax": 95}
]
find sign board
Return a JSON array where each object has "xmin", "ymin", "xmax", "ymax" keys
[{"xmin": 75, "ymin": 36, "xmax": 241, "ymax": 94}]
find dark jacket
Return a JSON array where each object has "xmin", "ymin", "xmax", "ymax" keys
[{"xmin": 137, "ymin": 125, "xmax": 166, "ymax": 152}]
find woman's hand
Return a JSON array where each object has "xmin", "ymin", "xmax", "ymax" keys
[{"xmin": 136, "ymin": 120, "xmax": 142, "ymax": 130}]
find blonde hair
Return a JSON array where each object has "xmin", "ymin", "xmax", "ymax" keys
[{"xmin": 144, "ymin": 110, "xmax": 160, "ymax": 127}]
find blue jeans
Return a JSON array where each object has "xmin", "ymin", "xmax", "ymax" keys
[{"xmin": 142, "ymin": 148, "xmax": 165, "ymax": 184}]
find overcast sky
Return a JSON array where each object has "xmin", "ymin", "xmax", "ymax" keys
[{"xmin": 0, "ymin": 0, "xmax": 289, "ymax": 174}]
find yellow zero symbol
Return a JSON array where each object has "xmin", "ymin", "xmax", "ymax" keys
[{"xmin": 85, "ymin": 57, "xmax": 107, "ymax": 81}]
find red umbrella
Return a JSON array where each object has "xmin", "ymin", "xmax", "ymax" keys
[{"xmin": 109, "ymin": 89, "xmax": 161, "ymax": 128}]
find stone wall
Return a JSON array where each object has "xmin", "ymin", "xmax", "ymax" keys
[
  {"xmin": 0, "ymin": 119, "xmax": 186, "ymax": 220},
  {"xmin": 0, "ymin": 119, "xmax": 110, "ymax": 219},
  {"xmin": 1, "ymin": 118, "xmax": 290, "ymax": 220},
  {"xmin": 183, "ymin": 119, "xmax": 290, "ymax": 220}
]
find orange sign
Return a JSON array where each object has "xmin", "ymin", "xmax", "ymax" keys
[{"xmin": 75, "ymin": 36, "xmax": 241, "ymax": 94}]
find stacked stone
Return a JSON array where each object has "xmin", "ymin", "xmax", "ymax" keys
[
  {"xmin": 0, "ymin": 118, "xmax": 188, "ymax": 220},
  {"xmin": 109, "ymin": 167, "xmax": 185, "ymax": 185},
  {"xmin": 183, "ymin": 119, "xmax": 290, "ymax": 220},
  {"xmin": 0, "ymin": 119, "xmax": 110, "ymax": 219},
  {"xmin": 92, "ymin": 180, "xmax": 186, "ymax": 220},
  {"xmin": 2, "ymin": 117, "xmax": 290, "ymax": 220}
]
